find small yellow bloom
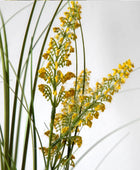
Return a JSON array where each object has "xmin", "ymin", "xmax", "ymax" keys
[
  {"xmin": 61, "ymin": 127, "xmax": 69, "ymax": 134},
  {"xmin": 69, "ymin": 17, "xmax": 72, "ymax": 22},
  {"xmin": 55, "ymin": 61, "xmax": 58, "ymax": 70},
  {"xmin": 70, "ymin": 46, "xmax": 74, "ymax": 53},
  {"xmin": 46, "ymin": 62, "xmax": 51, "ymax": 68},
  {"xmin": 59, "ymin": 37, "xmax": 63, "ymax": 44},
  {"xmin": 55, "ymin": 75, "xmax": 58, "ymax": 83},
  {"xmin": 53, "ymin": 27, "xmax": 60, "ymax": 32},
  {"xmin": 53, "ymin": 90, "xmax": 57, "ymax": 96},
  {"xmin": 56, "ymin": 49, "xmax": 60, "ymax": 56}
]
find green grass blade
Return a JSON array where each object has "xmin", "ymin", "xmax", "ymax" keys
[
  {"xmin": 0, "ymin": 3, "xmax": 33, "ymax": 31},
  {"xmin": 0, "ymin": 125, "xmax": 4, "ymax": 146},
  {"xmin": 0, "ymin": 74, "xmax": 28, "ymax": 113},
  {"xmin": 9, "ymin": 0, "xmax": 37, "ymax": 167},
  {"xmin": 21, "ymin": 1, "xmax": 64, "ymax": 169},
  {"xmin": 79, "ymin": 20, "xmax": 86, "ymax": 94},
  {"xmin": 74, "ymin": 118, "xmax": 140, "ymax": 167},
  {"xmin": 95, "ymin": 132, "xmax": 129, "ymax": 170},
  {"xmin": 0, "ymin": 142, "xmax": 4, "ymax": 170},
  {"xmin": 13, "ymin": 1, "xmax": 47, "ymax": 169},
  {"xmin": 0, "ymin": 31, "xmax": 9, "ymax": 170},
  {"xmin": 32, "ymin": 1, "xmax": 68, "ymax": 50}
]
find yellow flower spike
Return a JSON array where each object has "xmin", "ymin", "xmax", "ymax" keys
[
  {"xmin": 53, "ymin": 90, "xmax": 57, "ymax": 96},
  {"xmin": 55, "ymin": 61, "xmax": 58, "ymax": 70}
]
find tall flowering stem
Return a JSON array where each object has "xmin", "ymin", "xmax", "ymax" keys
[
  {"xmin": 38, "ymin": 1, "xmax": 134, "ymax": 170},
  {"xmin": 38, "ymin": 2, "xmax": 82, "ymax": 169}
]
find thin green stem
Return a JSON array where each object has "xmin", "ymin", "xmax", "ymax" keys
[
  {"xmin": 0, "ymin": 3, "xmax": 33, "ymax": 30},
  {"xmin": 14, "ymin": 1, "xmax": 47, "ymax": 168},
  {"xmin": 0, "ymin": 32, "xmax": 9, "ymax": 170},
  {"xmin": 9, "ymin": 1, "xmax": 37, "ymax": 167},
  {"xmin": 21, "ymin": 1, "xmax": 64, "ymax": 170},
  {"xmin": 0, "ymin": 142, "xmax": 4, "ymax": 170}
]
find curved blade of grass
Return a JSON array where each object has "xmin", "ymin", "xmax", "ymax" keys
[
  {"xmin": 0, "ymin": 150, "xmax": 10, "ymax": 170},
  {"xmin": 0, "ymin": 74, "xmax": 28, "ymax": 113},
  {"xmin": 94, "ymin": 132, "xmax": 129, "ymax": 170},
  {"xmin": 0, "ymin": 32, "xmax": 10, "ymax": 170},
  {"xmin": 0, "ymin": 142, "xmax": 4, "ymax": 170},
  {"xmin": 21, "ymin": 1, "xmax": 64, "ymax": 170},
  {"xmin": 0, "ymin": 3, "xmax": 33, "ymax": 31},
  {"xmin": 0, "ymin": 125, "xmax": 4, "ymax": 146},
  {"xmin": 79, "ymin": 19, "xmax": 86, "ymax": 94},
  {"xmin": 20, "ymin": 1, "xmax": 68, "ymax": 77},
  {"xmin": 0, "ymin": 9, "xmax": 10, "ymax": 169},
  {"xmin": 8, "ymin": 60, "xmax": 28, "ymax": 109},
  {"xmin": 9, "ymin": 0, "xmax": 37, "ymax": 167},
  {"xmin": 13, "ymin": 1, "xmax": 47, "ymax": 168},
  {"xmin": 74, "ymin": 118, "xmax": 140, "ymax": 167}
]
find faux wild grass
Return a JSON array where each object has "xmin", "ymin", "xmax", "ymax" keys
[{"xmin": 0, "ymin": 1, "xmax": 139, "ymax": 170}]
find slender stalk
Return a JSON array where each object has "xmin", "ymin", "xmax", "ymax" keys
[
  {"xmin": 79, "ymin": 19, "xmax": 86, "ymax": 94},
  {"xmin": 0, "ymin": 9, "xmax": 10, "ymax": 169},
  {"xmin": 0, "ymin": 3, "xmax": 32, "ymax": 30},
  {"xmin": 0, "ymin": 31, "xmax": 9, "ymax": 170},
  {"xmin": 21, "ymin": 1, "xmax": 64, "ymax": 170},
  {"xmin": 65, "ymin": 28, "xmax": 78, "ymax": 170},
  {"xmin": 14, "ymin": 1, "xmax": 47, "ymax": 168},
  {"xmin": 9, "ymin": 1, "xmax": 37, "ymax": 167},
  {"xmin": 0, "ymin": 142, "xmax": 4, "ymax": 170},
  {"xmin": 46, "ymin": 105, "xmax": 56, "ymax": 170}
]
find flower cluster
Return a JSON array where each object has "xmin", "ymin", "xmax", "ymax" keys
[
  {"xmin": 53, "ymin": 59, "xmax": 134, "ymax": 148},
  {"xmin": 38, "ymin": 1, "xmax": 134, "ymax": 169},
  {"xmin": 38, "ymin": 1, "xmax": 82, "ymax": 107}
]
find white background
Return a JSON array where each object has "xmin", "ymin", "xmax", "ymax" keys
[{"xmin": 0, "ymin": 1, "xmax": 140, "ymax": 170}]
